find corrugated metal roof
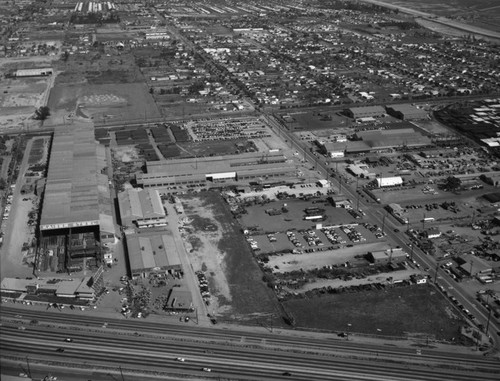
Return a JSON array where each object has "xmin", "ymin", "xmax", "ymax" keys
[
  {"xmin": 145, "ymin": 151, "xmax": 287, "ymax": 175},
  {"xmin": 40, "ymin": 123, "xmax": 100, "ymax": 230},
  {"xmin": 118, "ymin": 189, "xmax": 165, "ymax": 224},
  {"xmin": 127, "ymin": 234, "xmax": 181, "ymax": 273}
]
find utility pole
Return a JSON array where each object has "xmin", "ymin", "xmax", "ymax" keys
[
  {"xmin": 26, "ymin": 356, "xmax": 32, "ymax": 378},
  {"xmin": 485, "ymin": 290, "xmax": 494, "ymax": 333},
  {"xmin": 434, "ymin": 260, "xmax": 439, "ymax": 283},
  {"xmin": 355, "ymin": 177, "xmax": 360, "ymax": 211},
  {"xmin": 382, "ymin": 213, "xmax": 387, "ymax": 235}
]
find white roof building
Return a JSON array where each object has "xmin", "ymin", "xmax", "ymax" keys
[{"xmin": 376, "ymin": 176, "xmax": 403, "ymax": 187}]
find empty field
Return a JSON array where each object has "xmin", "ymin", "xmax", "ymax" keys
[
  {"xmin": 48, "ymin": 82, "xmax": 160, "ymax": 123},
  {"xmin": 181, "ymin": 192, "xmax": 283, "ymax": 325},
  {"xmin": 284, "ymin": 284, "xmax": 465, "ymax": 340}
]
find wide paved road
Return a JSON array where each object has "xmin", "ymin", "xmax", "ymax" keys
[
  {"xmin": 1, "ymin": 307, "xmax": 499, "ymax": 381},
  {"xmin": 266, "ymin": 114, "xmax": 500, "ymax": 348}
]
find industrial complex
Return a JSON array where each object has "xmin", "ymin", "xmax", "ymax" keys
[
  {"xmin": 1, "ymin": 0, "xmax": 500, "ymax": 379},
  {"xmin": 136, "ymin": 151, "xmax": 297, "ymax": 188}
]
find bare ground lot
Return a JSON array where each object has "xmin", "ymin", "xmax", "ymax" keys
[
  {"xmin": 180, "ymin": 192, "xmax": 283, "ymax": 325},
  {"xmin": 0, "ymin": 76, "xmax": 48, "ymax": 132},
  {"xmin": 177, "ymin": 138, "xmax": 255, "ymax": 158},
  {"xmin": 47, "ymin": 82, "xmax": 160, "ymax": 123},
  {"xmin": 284, "ymin": 284, "xmax": 466, "ymax": 341},
  {"xmin": 283, "ymin": 111, "xmax": 351, "ymax": 131}
]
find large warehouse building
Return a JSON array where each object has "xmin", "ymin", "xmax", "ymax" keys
[
  {"xmin": 386, "ymin": 104, "xmax": 428, "ymax": 120},
  {"xmin": 125, "ymin": 233, "xmax": 182, "ymax": 279},
  {"xmin": 347, "ymin": 105, "xmax": 386, "ymax": 120},
  {"xmin": 39, "ymin": 122, "xmax": 116, "ymax": 272},
  {"xmin": 14, "ymin": 67, "xmax": 53, "ymax": 77},
  {"xmin": 136, "ymin": 151, "xmax": 297, "ymax": 188},
  {"xmin": 355, "ymin": 127, "xmax": 432, "ymax": 150},
  {"xmin": 118, "ymin": 188, "xmax": 166, "ymax": 228}
]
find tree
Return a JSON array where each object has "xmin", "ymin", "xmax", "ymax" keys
[
  {"xmin": 34, "ymin": 106, "xmax": 50, "ymax": 120},
  {"xmin": 444, "ymin": 176, "xmax": 462, "ymax": 191}
]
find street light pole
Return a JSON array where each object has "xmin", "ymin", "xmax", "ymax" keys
[{"xmin": 346, "ymin": 323, "xmax": 352, "ymax": 341}]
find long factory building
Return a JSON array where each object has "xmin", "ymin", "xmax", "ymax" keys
[
  {"xmin": 39, "ymin": 122, "xmax": 116, "ymax": 242},
  {"xmin": 136, "ymin": 151, "xmax": 298, "ymax": 188}
]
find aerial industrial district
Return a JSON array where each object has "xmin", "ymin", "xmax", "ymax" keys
[{"xmin": 1, "ymin": 0, "xmax": 500, "ymax": 380}]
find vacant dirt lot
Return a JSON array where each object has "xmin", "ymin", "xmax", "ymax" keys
[
  {"xmin": 180, "ymin": 192, "xmax": 283, "ymax": 325},
  {"xmin": 0, "ymin": 75, "xmax": 49, "ymax": 132},
  {"xmin": 48, "ymin": 82, "xmax": 160, "ymax": 123}
]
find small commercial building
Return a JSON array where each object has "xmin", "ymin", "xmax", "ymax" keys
[
  {"xmin": 118, "ymin": 188, "xmax": 166, "ymax": 228},
  {"xmin": 317, "ymin": 179, "xmax": 329, "ymax": 188},
  {"xmin": 319, "ymin": 141, "xmax": 372, "ymax": 157},
  {"xmin": 320, "ymin": 142, "xmax": 345, "ymax": 158},
  {"xmin": 410, "ymin": 274, "xmax": 427, "ymax": 284},
  {"xmin": 459, "ymin": 255, "xmax": 493, "ymax": 277},
  {"xmin": 425, "ymin": 227, "xmax": 442, "ymax": 239},
  {"xmin": 376, "ymin": 176, "xmax": 403, "ymax": 187},
  {"xmin": 165, "ymin": 287, "xmax": 193, "ymax": 312},
  {"xmin": 346, "ymin": 164, "xmax": 376, "ymax": 179},
  {"xmin": 387, "ymin": 203, "xmax": 405, "ymax": 215},
  {"xmin": 367, "ymin": 248, "xmax": 406, "ymax": 265}
]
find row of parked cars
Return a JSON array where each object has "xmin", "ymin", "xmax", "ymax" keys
[
  {"xmin": 436, "ymin": 283, "xmax": 479, "ymax": 328},
  {"xmin": 2, "ymin": 193, "xmax": 13, "ymax": 220},
  {"xmin": 323, "ymin": 228, "xmax": 347, "ymax": 245},
  {"xmin": 196, "ymin": 271, "xmax": 211, "ymax": 305},
  {"xmin": 286, "ymin": 231, "xmax": 303, "ymax": 248},
  {"xmin": 302, "ymin": 230, "xmax": 323, "ymax": 247},
  {"xmin": 340, "ymin": 226, "xmax": 366, "ymax": 243}
]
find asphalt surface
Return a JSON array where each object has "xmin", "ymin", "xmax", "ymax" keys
[
  {"xmin": 2, "ymin": 306, "xmax": 499, "ymax": 381},
  {"xmin": 265, "ymin": 114, "xmax": 500, "ymax": 350}
]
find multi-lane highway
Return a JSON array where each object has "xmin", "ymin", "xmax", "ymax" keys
[{"xmin": 2, "ymin": 306, "xmax": 499, "ymax": 380}]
